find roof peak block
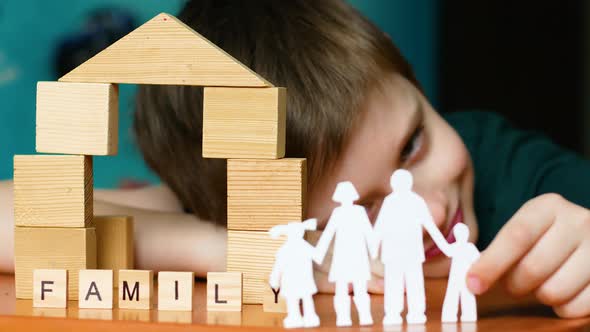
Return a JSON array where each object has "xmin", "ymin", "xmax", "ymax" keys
[{"xmin": 59, "ymin": 13, "xmax": 272, "ymax": 87}]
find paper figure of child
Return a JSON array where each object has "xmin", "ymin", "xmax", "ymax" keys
[
  {"xmin": 314, "ymin": 181, "xmax": 376, "ymax": 327},
  {"xmin": 269, "ymin": 218, "xmax": 321, "ymax": 329},
  {"xmin": 441, "ymin": 223, "xmax": 480, "ymax": 323},
  {"xmin": 373, "ymin": 169, "xmax": 451, "ymax": 325}
]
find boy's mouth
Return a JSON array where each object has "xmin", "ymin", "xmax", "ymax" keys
[{"xmin": 424, "ymin": 207, "xmax": 463, "ymax": 260}]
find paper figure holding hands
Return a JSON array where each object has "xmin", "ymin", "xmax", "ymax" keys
[
  {"xmin": 269, "ymin": 218, "xmax": 321, "ymax": 328},
  {"xmin": 441, "ymin": 223, "xmax": 480, "ymax": 323},
  {"xmin": 315, "ymin": 181, "xmax": 376, "ymax": 327},
  {"xmin": 373, "ymin": 169, "xmax": 451, "ymax": 325}
]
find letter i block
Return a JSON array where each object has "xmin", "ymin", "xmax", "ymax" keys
[
  {"xmin": 158, "ymin": 272, "xmax": 194, "ymax": 311},
  {"xmin": 79, "ymin": 270, "xmax": 113, "ymax": 309},
  {"xmin": 118, "ymin": 270, "xmax": 153, "ymax": 310},
  {"xmin": 207, "ymin": 272, "xmax": 242, "ymax": 312},
  {"xmin": 33, "ymin": 269, "xmax": 67, "ymax": 308}
]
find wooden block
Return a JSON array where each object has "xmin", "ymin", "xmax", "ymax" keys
[
  {"xmin": 157, "ymin": 271, "xmax": 194, "ymax": 311},
  {"xmin": 227, "ymin": 159, "xmax": 306, "ymax": 231},
  {"xmin": 78, "ymin": 270, "xmax": 113, "ymax": 309},
  {"xmin": 33, "ymin": 269, "xmax": 67, "ymax": 308},
  {"xmin": 95, "ymin": 216, "xmax": 134, "ymax": 285},
  {"xmin": 226, "ymin": 231, "xmax": 285, "ymax": 304},
  {"xmin": 15, "ymin": 227, "xmax": 97, "ymax": 299},
  {"xmin": 203, "ymin": 87, "xmax": 286, "ymax": 159},
  {"xmin": 36, "ymin": 82, "xmax": 118, "ymax": 155},
  {"xmin": 263, "ymin": 282, "xmax": 287, "ymax": 313},
  {"xmin": 59, "ymin": 13, "xmax": 271, "ymax": 87},
  {"xmin": 14, "ymin": 155, "xmax": 93, "ymax": 228},
  {"xmin": 207, "ymin": 272, "xmax": 242, "ymax": 312},
  {"xmin": 118, "ymin": 270, "xmax": 153, "ymax": 310}
]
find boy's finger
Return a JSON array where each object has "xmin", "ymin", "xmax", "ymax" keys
[
  {"xmin": 467, "ymin": 198, "xmax": 555, "ymax": 294},
  {"xmin": 504, "ymin": 220, "xmax": 578, "ymax": 296},
  {"xmin": 554, "ymin": 281, "xmax": 590, "ymax": 318}
]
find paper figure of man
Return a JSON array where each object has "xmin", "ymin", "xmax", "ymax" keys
[
  {"xmin": 441, "ymin": 223, "xmax": 480, "ymax": 323},
  {"xmin": 315, "ymin": 181, "xmax": 376, "ymax": 326},
  {"xmin": 373, "ymin": 169, "xmax": 451, "ymax": 325},
  {"xmin": 269, "ymin": 218, "xmax": 321, "ymax": 329}
]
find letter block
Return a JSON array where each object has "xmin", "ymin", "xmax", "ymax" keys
[
  {"xmin": 158, "ymin": 271, "xmax": 194, "ymax": 311},
  {"xmin": 227, "ymin": 158, "xmax": 306, "ymax": 231},
  {"xmin": 95, "ymin": 216, "xmax": 134, "ymax": 285},
  {"xmin": 263, "ymin": 283, "xmax": 287, "ymax": 313},
  {"xmin": 118, "ymin": 270, "xmax": 153, "ymax": 310},
  {"xmin": 79, "ymin": 270, "xmax": 113, "ymax": 309},
  {"xmin": 206, "ymin": 272, "xmax": 242, "ymax": 312},
  {"xmin": 33, "ymin": 269, "xmax": 67, "ymax": 308},
  {"xmin": 13, "ymin": 155, "xmax": 93, "ymax": 228},
  {"xmin": 203, "ymin": 87, "xmax": 286, "ymax": 159},
  {"xmin": 36, "ymin": 81, "xmax": 118, "ymax": 156}
]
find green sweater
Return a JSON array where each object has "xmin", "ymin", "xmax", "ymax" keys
[{"xmin": 444, "ymin": 111, "xmax": 590, "ymax": 249}]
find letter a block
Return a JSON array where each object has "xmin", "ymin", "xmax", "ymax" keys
[
  {"xmin": 158, "ymin": 272, "xmax": 194, "ymax": 311},
  {"xmin": 36, "ymin": 81, "xmax": 118, "ymax": 156},
  {"xmin": 33, "ymin": 269, "xmax": 67, "ymax": 308},
  {"xmin": 203, "ymin": 87, "xmax": 286, "ymax": 159},
  {"xmin": 118, "ymin": 270, "xmax": 153, "ymax": 310},
  {"xmin": 79, "ymin": 270, "xmax": 113, "ymax": 309},
  {"xmin": 207, "ymin": 272, "xmax": 242, "ymax": 312}
]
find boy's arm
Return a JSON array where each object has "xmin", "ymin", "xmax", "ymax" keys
[
  {"xmin": 0, "ymin": 180, "xmax": 226, "ymax": 276},
  {"xmin": 0, "ymin": 181, "xmax": 14, "ymax": 273},
  {"xmin": 94, "ymin": 185, "xmax": 184, "ymax": 213}
]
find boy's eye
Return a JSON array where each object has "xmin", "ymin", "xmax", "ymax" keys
[{"xmin": 400, "ymin": 125, "xmax": 424, "ymax": 164}]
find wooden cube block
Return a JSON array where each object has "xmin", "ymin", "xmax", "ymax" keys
[
  {"xmin": 118, "ymin": 270, "xmax": 153, "ymax": 310},
  {"xmin": 203, "ymin": 87, "xmax": 286, "ymax": 159},
  {"xmin": 95, "ymin": 216, "xmax": 134, "ymax": 285},
  {"xmin": 207, "ymin": 272, "xmax": 242, "ymax": 312},
  {"xmin": 33, "ymin": 269, "xmax": 67, "ymax": 308},
  {"xmin": 158, "ymin": 271, "xmax": 194, "ymax": 311},
  {"xmin": 226, "ymin": 231, "xmax": 285, "ymax": 304},
  {"xmin": 36, "ymin": 81, "xmax": 118, "ymax": 155},
  {"xmin": 15, "ymin": 227, "xmax": 97, "ymax": 299},
  {"xmin": 79, "ymin": 269, "xmax": 113, "ymax": 309},
  {"xmin": 227, "ymin": 158, "xmax": 306, "ymax": 231},
  {"xmin": 263, "ymin": 282, "xmax": 287, "ymax": 313},
  {"xmin": 14, "ymin": 155, "xmax": 93, "ymax": 228}
]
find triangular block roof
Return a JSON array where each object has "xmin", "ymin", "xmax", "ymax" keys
[{"xmin": 59, "ymin": 13, "xmax": 272, "ymax": 87}]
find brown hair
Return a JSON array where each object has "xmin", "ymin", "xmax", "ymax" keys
[{"xmin": 134, "ymin": 0, "xmax": 418, "ymax": 225}]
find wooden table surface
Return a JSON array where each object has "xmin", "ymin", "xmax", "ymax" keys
[{"xmin": 0, "ymin": 274, "xmax": 589, "ymax": 332}]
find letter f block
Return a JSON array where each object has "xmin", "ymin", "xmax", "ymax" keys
[{"xmin": 33, "ymin": 269, "xmax": 67, "ymax": 308}]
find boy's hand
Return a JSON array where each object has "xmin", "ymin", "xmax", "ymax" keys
[{"xmin": 468, "ymin": 193, "xmax": 590, "ymax": 318}]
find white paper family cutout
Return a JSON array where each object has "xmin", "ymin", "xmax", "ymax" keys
[
  {"xmin": 269, "ymin": 218, "xmax": 321, "ymax": 328},
  {"xmin": 268, "ymin": 169, "xmax": 480, "ymax": 329}
]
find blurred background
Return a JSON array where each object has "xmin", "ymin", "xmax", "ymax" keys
[{"xmin": 0, "ymin": 1, "xmax": 586, "ymax": 188}]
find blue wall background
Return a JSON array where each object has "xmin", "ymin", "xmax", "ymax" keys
[{"xmin": 0, "ymin": 0, "xmax": 437, "ymax": 188}]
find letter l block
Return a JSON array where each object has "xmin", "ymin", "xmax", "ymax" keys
[{"xmin": 207, "ymin": 272, "xmax": 242, "ymax": 312}]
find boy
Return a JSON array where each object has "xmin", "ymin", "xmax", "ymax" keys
[{"xmin": 2, "ymin": 0, "xmax": 590, "ymax": 319}]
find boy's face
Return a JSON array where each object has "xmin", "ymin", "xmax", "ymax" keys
[{"xmin": 307, "ymin": 74, "xmax": 478, "ymax": 276}]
